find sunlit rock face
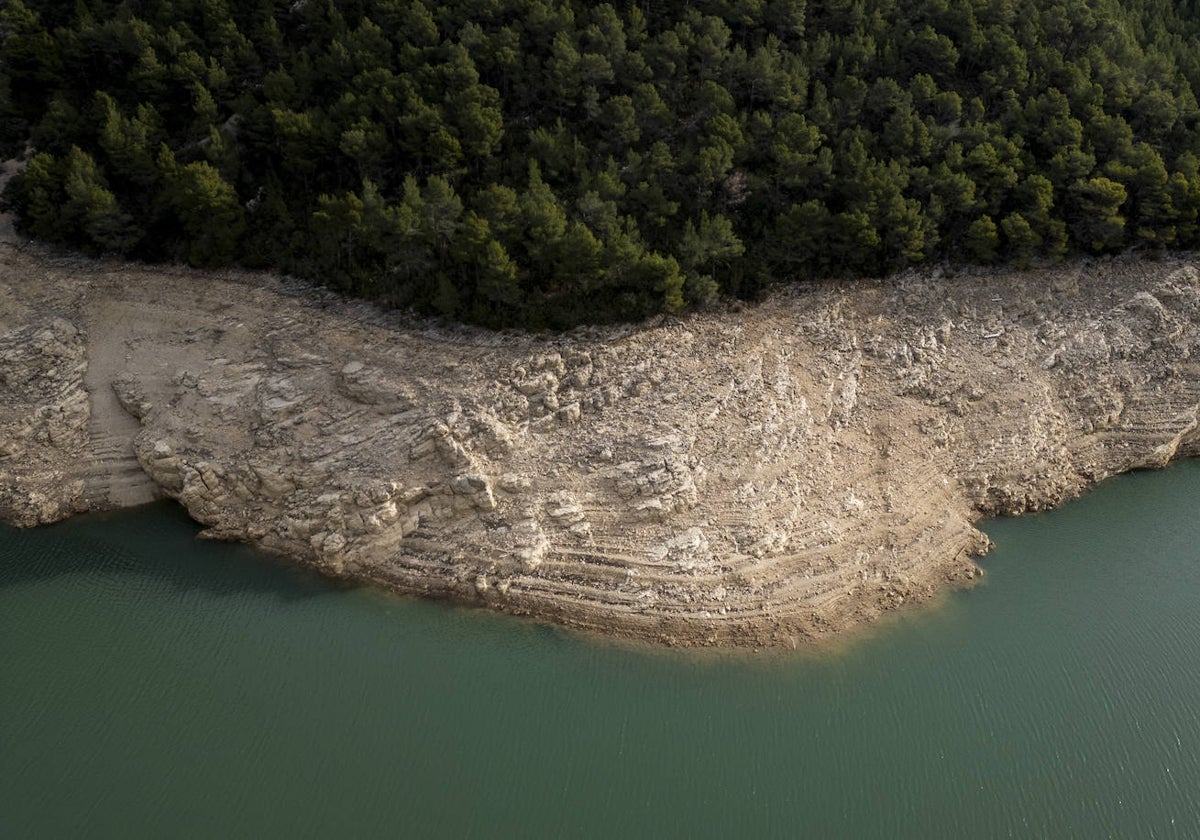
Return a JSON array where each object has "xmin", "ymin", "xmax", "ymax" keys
[{"xmin": 3, "ymin": 242, "xmax": 1198, "ymax": 647}]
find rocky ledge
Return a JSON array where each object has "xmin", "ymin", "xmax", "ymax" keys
[{"xmin": 2, "ymin": 241, "xmax": 1198, "ymax": 647}]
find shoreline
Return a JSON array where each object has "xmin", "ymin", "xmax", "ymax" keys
[{"xmin": 2, "ymin": 239, "xmax": 1198, "ymax": 648}]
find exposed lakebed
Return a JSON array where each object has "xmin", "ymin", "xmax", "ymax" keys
[
  {"xmin": 7, "ymin": 243, "xmax": 1200, "ymax": 647},
  {"xmin": 3, "ymin": 461, "xmax": 1200, "ymax": 837}
]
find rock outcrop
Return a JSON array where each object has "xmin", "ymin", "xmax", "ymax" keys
[
  {"xmin": 2, "ymin": 241, "xmax": 1198, "ymax": 647},
  {"xmin": 0, "ymin": 317, "xmax": 89, "ymax": 525}
]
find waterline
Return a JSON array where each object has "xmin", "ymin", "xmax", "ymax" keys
[{"xmin": 3, "ymin": 462, "xmax": 1199, "ymax": 837}]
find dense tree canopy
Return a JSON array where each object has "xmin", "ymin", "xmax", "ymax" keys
[{"xmin": 2, "ymin": 0, "xmax": 1199, "ymax": 326}]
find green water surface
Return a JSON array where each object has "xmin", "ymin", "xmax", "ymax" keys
[{"xmin": 3, "ymin": 462, "xmax": 1200, "ymax": 838}]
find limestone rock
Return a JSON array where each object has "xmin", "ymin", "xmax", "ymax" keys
[
  {"xmin": 0, "ymin": 318, "xmax": 89, "ymax": 525},
  {"xmin": 3, "ymin": 241, "xmax": 1200, "ymax": 650}
]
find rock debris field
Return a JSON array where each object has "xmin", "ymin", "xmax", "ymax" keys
[{"xmin": 3, "ymin": 236, "xmax": 1198, "ymax": 647}]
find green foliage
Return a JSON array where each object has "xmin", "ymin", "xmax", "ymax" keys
[
  {"xmin": 1000, "ymin": 212, "xmax": 1041, "ymax": 269},
  {"xmin": 680, "ymin": 211, "xmax": 744, "ymax": 304},
  {"xmin": 164, "ymin": 157, "xmax": 244, "ymax": 266},
  {"xmin": 965, "ymin": 216, "xmax": 999, "ymax": 263},
  {"xmin": 3, "ymin": 0, "xmax": 1200, "ymax": 326},
  {"xmin": 1069, "ymin": 176, "xmax": 1128, "ymax": 252},
  {"xmin": 4, "ymin": 151, "xmax": 56, "ymax": 239}
]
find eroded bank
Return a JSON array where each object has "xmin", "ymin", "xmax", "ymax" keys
[{"xmin": 3, "ymin": 241, "xmax": 1198, "ymax": 646}]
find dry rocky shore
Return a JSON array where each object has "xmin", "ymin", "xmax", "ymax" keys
[{"xmin": 3, "ymin": 233, "xmax": 1199, "ymax": 647}]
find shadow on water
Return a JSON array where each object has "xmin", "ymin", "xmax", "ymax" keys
[
  {"xmin": 0, "ymin": 499, "xmax": 793, "ymax": 666},
  {"xmin": 0, "ymin": 498, "xmax": 900, "ymax": 667},
  {"xmin": 0, "ymin": 499, "xmax": 354, "ymax": 602}
]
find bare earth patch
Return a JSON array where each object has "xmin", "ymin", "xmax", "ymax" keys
[{"xmin": 2, "ymin": 235, "xmax": 1198, "ymax": 648}]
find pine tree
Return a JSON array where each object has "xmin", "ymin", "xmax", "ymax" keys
[{"xmin": 166, "ymin": 159, "xmax": 245, "ymax": 267}]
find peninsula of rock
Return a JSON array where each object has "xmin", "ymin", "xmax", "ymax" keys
[{"xmin": 3, "ymin": 237, "xmax": 1198, "ymax": 647}]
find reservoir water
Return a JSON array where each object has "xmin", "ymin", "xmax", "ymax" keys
[{"xmin": 3, "ymin": 461, "xmax": 1200, "ymax": 838}]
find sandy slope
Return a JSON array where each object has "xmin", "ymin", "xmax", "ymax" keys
[{"xmin": 2, "ymin": 232, "xmax": 1198, "ymax": 647}]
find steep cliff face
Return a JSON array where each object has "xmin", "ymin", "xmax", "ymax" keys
[{"xmin": 2, "ymin": 241, "xmax": 1198, "ymax": 646}]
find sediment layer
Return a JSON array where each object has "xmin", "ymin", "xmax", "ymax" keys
[{"xmin": 3, "ymin": 240, "xmax": 1198, "ymax": 647}]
